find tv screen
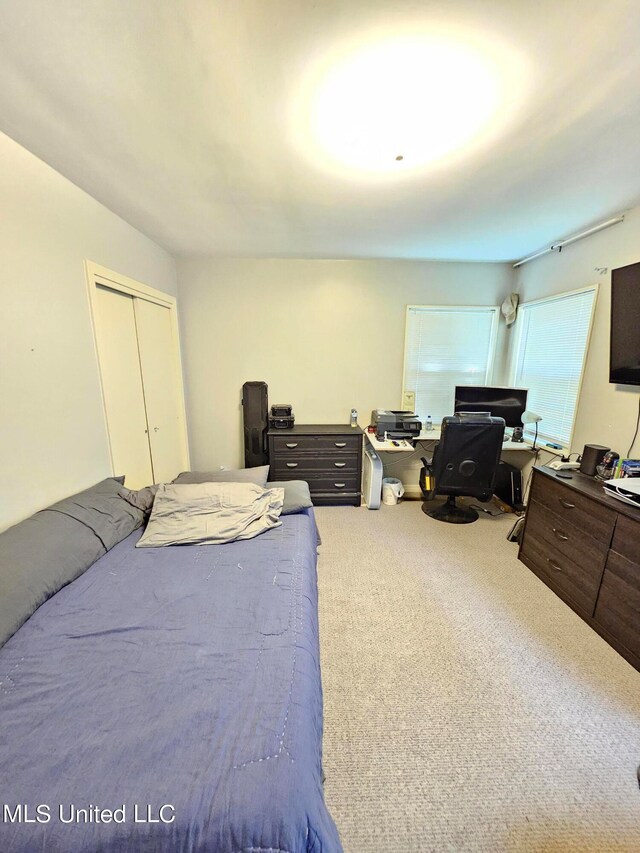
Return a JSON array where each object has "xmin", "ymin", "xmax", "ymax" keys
[
  {"xmin": 454, "ymin": 386, "xmax": 528, "ymax": 428},
  {"xmin": 611, "ymin": 262, "xmax": 640, "ymax": 386}
]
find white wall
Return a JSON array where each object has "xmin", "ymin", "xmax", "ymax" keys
[
  {"xmin": 176, "ymin": 257, "xmax": 514, "ymax": 485},
  {"xmin": 516, "ymin": 205, "xmax": 640, "ymax": 459},
  {"xmin": 0, "ymin": 132, "xmax": 178, "ymax": 530}
]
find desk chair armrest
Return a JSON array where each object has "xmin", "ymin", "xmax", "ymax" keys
[{"xmin": 419, "ymin": 455, "xmax": 437, "ymax": 500}]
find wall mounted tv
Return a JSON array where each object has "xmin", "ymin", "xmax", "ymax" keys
[{"xmin": 610, "ymin": 261, "xmax": 640, "ymax": 386}]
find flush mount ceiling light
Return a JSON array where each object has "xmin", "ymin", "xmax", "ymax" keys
[{"xmin": 295, "ymin": 30, "xmax": 525, "ymax": 177}]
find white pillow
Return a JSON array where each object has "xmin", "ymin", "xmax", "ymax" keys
[{"xmin": 136, "ymin": 482, "xmax": 284, "ymax": 548}]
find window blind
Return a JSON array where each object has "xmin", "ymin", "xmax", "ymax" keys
[
  {"xmin": 512, "ymin": 288, "xmax": 596, "ymax": 448},
  {"xmin": 403, "ymin": 306, "xmax": 499, "ymax": 424}
]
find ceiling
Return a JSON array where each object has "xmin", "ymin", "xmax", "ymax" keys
[{"xmin": 1, "ymin": 0, "xmax": 639, "ymax": 262}]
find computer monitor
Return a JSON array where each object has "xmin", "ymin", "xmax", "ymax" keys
[{"xmin": 454, "ymin": 386, "xmax": 528, "ymax": 428}]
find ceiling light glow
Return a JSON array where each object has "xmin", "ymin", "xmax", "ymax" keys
[{"xmin": 295, "ymin": 31, "xmax": 524, "ymax": 177}]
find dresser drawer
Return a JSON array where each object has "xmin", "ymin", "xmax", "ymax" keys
[
  {"xmin": 270, "ymin": 434, "xmax": 361, "ymax": 454},
  {"xmin": 271, "ymin": 454, "xmax": 359, "ymax": 478},
  {"xmin": 525, "ymin": 499, "xmax": 608, "ymax": 576},
  {"xmin": 530, "ymin": 472, "xmax": 616, "ymax": 544},
  {"xmin": 307, "ymin": 474, "xmax": 361, "ymax": 493},
  {"xmin": 269, "ymin": 470, "xmax": 361, "ymax": 492},
  {"xmin": 310, "ymin": 492, "xmax": 361, "ymax": 506},
  {"xmin": 594, "ymin": 550, "xmax": 640, "ymax": 660},
  {"xmin": 611, "ymin": 515, "xmax": 640, "ymax": 564},
  {"xmin": 520, "ymin": 526, "xmax": 602, "ymax": 616}
]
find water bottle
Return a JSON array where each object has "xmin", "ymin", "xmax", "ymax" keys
[
  {"xmin": 425, "ymin": 415, "xmax": 433, "ymax": 432},
  {"xmin": 350, "ymin": 408, "xmax": 358, "ymax": 427}
]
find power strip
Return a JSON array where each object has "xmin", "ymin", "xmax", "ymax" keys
[{"xmin": 548, "ymin": 459, "xmax": 580, "ymax": 470}]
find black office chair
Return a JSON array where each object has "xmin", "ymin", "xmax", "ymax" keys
[{"xmin": 420, "ymin": 414, "xmax": 505, "ymax": 524}]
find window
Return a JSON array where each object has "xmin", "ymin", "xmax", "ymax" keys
[
  {"xmin": 403, "ymin": 305, "xmax": 499, "ymax": 424},
  {"xmin": 511, "ymin": 287, "xmax": 596, "ymax": 448}
]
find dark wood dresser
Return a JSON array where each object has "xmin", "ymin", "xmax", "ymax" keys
[
  {"xmin": 519, "ymin": 466, "xmax": 640, "ymax": 671},
  {"xmin": 268, "ymin": 424, "xmax": 363, "ymax": 506}
]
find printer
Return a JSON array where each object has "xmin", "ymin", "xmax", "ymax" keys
[{"xmin": 371, "ymin": 409, "xmax": 422, "ymax": 441}]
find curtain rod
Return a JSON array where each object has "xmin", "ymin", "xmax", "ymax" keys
[{"xmin": 513, "ymin": 215, "xmax": 625, "ymax": 268}]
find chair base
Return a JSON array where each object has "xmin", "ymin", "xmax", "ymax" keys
[{"xmin": 423, "ymin": 495, "xmax": 479, "ymax": 524}]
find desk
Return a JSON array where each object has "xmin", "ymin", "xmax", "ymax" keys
[
  {"xmin": 363, "ymin": 428, "xmax": 539, "ymax": 505},
  {"xmin": 365, "ymin": 428, "xmax": 537, "ymax": 454},
  {"xmin": 365, "ymin": 433, "xmax": 416, "ymax": 452}
]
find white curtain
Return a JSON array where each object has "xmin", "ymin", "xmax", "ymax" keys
[
  {"xmin": 512, "ymin": 288, "xmax": 596, "ymax": 447},
  {"xmin": 404, "ymin": 306, "xmax": 499, "ymax": 423}
]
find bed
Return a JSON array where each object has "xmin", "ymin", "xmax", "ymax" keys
[{"xmin": 0, "ymin": 479, "xmax": 341, "ymax": 853}]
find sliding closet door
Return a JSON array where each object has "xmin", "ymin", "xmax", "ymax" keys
[
  {"xmin": 88, "ymin": 263, "xmax": 190, "ymax": 487},
  {"xmin": 134, "ymin": 298, "xmax": 189, "ymax": 483},
  {"xmin": 92, "ymin": 285, "xmax": 154, "ymax": 488}
]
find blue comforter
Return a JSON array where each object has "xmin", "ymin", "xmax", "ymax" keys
[{"xmin": 0, "ymin": 509, "xmax": 341, "ymax": 853}]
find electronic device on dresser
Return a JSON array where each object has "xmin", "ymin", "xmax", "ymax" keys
[
  {"xmin": 454, "ymin": 386, "xmax": 528, "ymax": 428},
  {"xmin": 269, "ymin": 403, "xmax": 295, "ymax": 429},
  {"xmin": 271, "ymin": 404, "xmax": 292, "ymax": 417},
  {"xmin": 268, "ymin": 424, "xmax": 363, "ymax": 506},
  {"xmin": 242, "ymin": 381, "xmax": 269, "ymax": 468},
  {"xmin": 579, "ymin": 444, "xmax": 610, "ymax": 476},
  {"xmin": 371, "ymin": 410, "xmax": 422, "ymax": 441},
  {"xmin": 519, "ymin": 466, "xmax": 640, "ymax": 673}
]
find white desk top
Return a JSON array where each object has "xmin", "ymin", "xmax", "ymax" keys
[
  {"xmin": 364, "ymin": 428, "xmax": 536, "ymax": 453},
  {"xmin": 365, "ymin": 432, "xmax": 416, "ymax": 452}
]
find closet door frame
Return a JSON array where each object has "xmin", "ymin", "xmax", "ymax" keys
[{"xmin": 85, "ymin": 261, "xmax": 190, "ymax": 479}]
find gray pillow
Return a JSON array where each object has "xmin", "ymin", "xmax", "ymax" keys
[
  {"xmin": 172, "ymin": 465, "xmax": 269, "ymax": 488},
  {"xmin": 47, "ymin": 477, "xmax": 144, "ymax": 550},
  {"xmin": 0, "ymin": 477, "xmax": 142, "ymax": 649},
  {"xmin": 118, "ymin": 484, "xmax": 160, "ymax": 514},
  {"xmin": 268, "ymin": 481, "xmax": 313, "ymax": 515}
]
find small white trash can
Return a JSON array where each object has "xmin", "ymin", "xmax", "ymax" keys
[{"xmin": 382, "ymin": 477, "xmax": 405, "ymax": 505}]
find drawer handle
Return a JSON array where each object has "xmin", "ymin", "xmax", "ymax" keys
[
  {"xmin": 285, "ymin": 442, "xmax": 298, "ymax": 448},
  {"xmin": 547, "ymin": 558, "xmax": 563, "ymax": 572},
  {"xmin": 334, "ymin": 442, "xmax": 347, "ymax": 448},
  {"xmin": 334, "ymin": 482, "xmax": 346, "ymax": 488},
  {"xmin": 559, "ymin": 499, "xmax": 576, "ymax": 509},
  {"xmin": 286, "ymin": 462, "xmax": 298, "ymax": 468},
  {"xmin": 334, "ymin": 462, "xmax": 347, "ymax": 468},
  {"xmin": 552, "ymin": 528, "xmax": 569, "ymax": 541}
]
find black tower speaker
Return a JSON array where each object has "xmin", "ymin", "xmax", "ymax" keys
[
  {"xmin": 242, "ymin": 381, "xmax": 269, "ymax": 468},
  {"xmin": 579, "ymin": 444, "xmax": 609, "ymax": 476}
]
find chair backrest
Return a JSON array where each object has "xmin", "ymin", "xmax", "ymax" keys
[{"xmin": 432, "ymin": 415, "xmax": 505, "ymax": 499}]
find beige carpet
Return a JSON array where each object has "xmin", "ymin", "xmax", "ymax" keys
[{"xmin": 314, "ymin": 500, "xmax": 640, "ymax": 853}]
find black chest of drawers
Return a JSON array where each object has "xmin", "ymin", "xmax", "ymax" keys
[
  {"xmin": 519, "ymin": 466, "xmax": 640, "ymax": 672},
  {"xmin": 268, "ymin": 424, "xmax": 363, "ymax": 506}
]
